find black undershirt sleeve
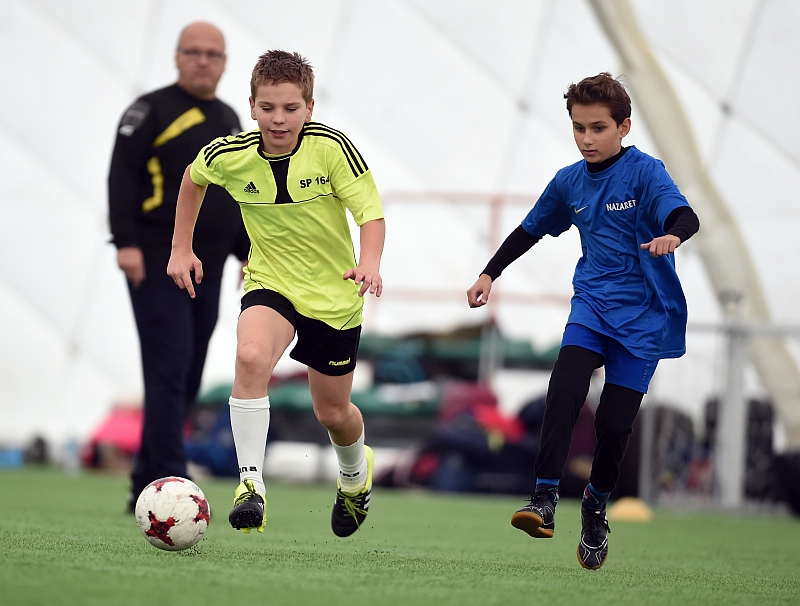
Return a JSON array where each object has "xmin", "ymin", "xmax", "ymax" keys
[
  {"xmin": 108, "ymin": 101, "xmax": 157, "ymax": 249},
  {"xmin": 663, "ymin": 206, "xmax": 700, "ymax": 243},
  {"xmin": 480, "ymin": 226, "xmax": 541, "ymax": 280}
]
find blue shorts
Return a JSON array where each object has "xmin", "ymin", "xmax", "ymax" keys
[{"xmin": 561, "ymin": 323, "xmax": 658, "ymax": 393}]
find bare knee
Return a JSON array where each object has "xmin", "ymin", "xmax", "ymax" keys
[
  {"xmin": 314, "ymin": 398, "xmax": 351, "ymax": 432},
  {"xmin": 235, "ymin": 341, "xmax": 273, "ymax": 382}
]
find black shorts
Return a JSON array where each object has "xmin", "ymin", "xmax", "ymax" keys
[{"xmin": 240, "ymin": 289, "xmax": 360, "ymax": 376}]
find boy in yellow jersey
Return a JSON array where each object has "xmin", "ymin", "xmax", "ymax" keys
[{"xmin": 168, "ymin": 50, "xmax": 385, "ymax": 538}]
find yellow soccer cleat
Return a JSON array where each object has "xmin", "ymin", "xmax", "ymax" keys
[
  {"xmin": 331, "ymin": 445, "xmax": 374, "ymax": 537},
  {"xmin": 228, "ymin": 479, "xmax": 266, "ymax": 534}
]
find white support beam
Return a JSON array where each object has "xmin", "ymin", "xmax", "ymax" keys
[{"xmin": 589, "ymin": 0, "xmax": 800, "ymax": 449}]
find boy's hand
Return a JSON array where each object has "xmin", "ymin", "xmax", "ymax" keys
[
  {"xmin": 640, "ymin": 234, "xmax": 681, "ymax": 258},
  {"xmin": 467, "ymin": 274, "xmax": 493, "ymax": 308},
  {"xmin": 343, "ymin": 265, "xmax": 382, "ymax": 297},
  {"xmin": 167, "ymin": 248, "xmax": 204, "ymax": 298}
]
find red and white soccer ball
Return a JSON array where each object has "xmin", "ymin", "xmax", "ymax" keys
[{"xmin": 135, "ymin": 476, "xmax": 211, "ymax": 551}]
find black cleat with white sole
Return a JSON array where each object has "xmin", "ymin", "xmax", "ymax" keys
[{"xmin": 577, "ymin": 505, "xmax": 610, "ymax": 570}]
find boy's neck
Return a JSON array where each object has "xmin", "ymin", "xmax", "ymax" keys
[
  {"xmin": 259, "ymin": 126, "xmax": 306, "ymax": 157},
  {"xmin": 586, "ymin": 146, "xmax": 629, "ymax": 173}
]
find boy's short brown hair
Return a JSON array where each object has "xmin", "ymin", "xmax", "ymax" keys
[
  {"xmin": 564, "ymin": 72, "xmax": 631, "ymax": 126},
  {"xmin": 250, "ymin": 50, "xmax": 314, "ymax": 102}
]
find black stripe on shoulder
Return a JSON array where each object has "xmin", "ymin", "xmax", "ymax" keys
[
  {"xmin": 304, "ymin": 122, "xmax": 368, "ymax": 177},
  {"xmin": 204, "ymin": 131, "xmax": 260, "ymax": 163},
  {"xmin": 304, "ymin": 131, "xmax": 359, "ymax": 177},
  {"xmin": 205, "ymin": 136, "xmax": 261, "ymax": 167},
  {"xmin": 204, "ymin": 130, "xmax": 259, "ymax": 153},
  {"xmin": 204, "ymin": 131, "xmax": 260, "ymax": 160},
  {"xmin": 305, "ymin": 122, "xmax": 367, "ymax": 173}
]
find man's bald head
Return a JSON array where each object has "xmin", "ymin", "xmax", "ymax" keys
[
  {"xmin": 175, "ymin": 22, "xmax": 227, "ymax": 100},
  {"xmin": 178, "ymin": 21, "xmax": 225, "ymax": 50}
]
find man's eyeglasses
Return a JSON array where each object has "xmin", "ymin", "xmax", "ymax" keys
[{"xmin": 177, "ymin": 48, "xmax": 225, "ymax": 61}]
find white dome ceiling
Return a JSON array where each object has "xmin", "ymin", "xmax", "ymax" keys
[{"xmin": 1, "ymin": 0, "xmax": 797, "ymax": 444}]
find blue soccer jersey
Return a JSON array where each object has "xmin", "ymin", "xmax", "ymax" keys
[{"xmin": 521, "ymin": 146, "xmax": 690, "ymax": 359}]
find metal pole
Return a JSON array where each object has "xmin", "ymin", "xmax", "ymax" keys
[
  {"xmin": 478, "ymin": 322, "xmax": 502, "ymax": 385},
  {"xmin": 638, "ymin": 403, "xmax": 656, "ymax": 504},
  {"xmin": 716, "ymin": 324, "xmax": 749, "ymax": 508}
]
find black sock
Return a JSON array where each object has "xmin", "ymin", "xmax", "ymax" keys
[
  {"xmin": 583, "ymin": 483, "xmax": 609, "ymax": 510},
  {"xmin": 535, "ymin": 479, "xmax": 560, "ymax": 505}
]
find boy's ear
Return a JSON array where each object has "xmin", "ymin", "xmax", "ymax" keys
[
  {"xmin": 249, "ymin": 96, "xmax": 256, "ymax": 120},
  {"xmin": 619, "ymin": 117, "xmax": 631, "ymax": 138},
  {"xmin": 306, "ymin": 98, "xmax": 315, "ymax": 122}
]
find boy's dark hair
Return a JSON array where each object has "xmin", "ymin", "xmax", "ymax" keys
[
  {"xmin": 250, "ymin": 50, "xmax": 314, "ymax": 102},
  {"xmin": 564, "ymin": 72, "xmax": 631, "ymax": 126}
]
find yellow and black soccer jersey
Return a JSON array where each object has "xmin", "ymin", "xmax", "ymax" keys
[{"xmin": 190, "ymin": 121, "xmax": 384, "ymax": 330}]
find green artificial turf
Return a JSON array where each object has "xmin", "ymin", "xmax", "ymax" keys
[{"xmin": 1, "ymin": 467, "xmax": 798, "ymax": 605}]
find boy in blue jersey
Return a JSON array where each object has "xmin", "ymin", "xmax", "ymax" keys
[{"xmin": 467, "ymin": 73, "xmax": 699, "ymax": 570}]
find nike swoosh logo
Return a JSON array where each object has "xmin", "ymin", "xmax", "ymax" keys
[{"xmin": 575, "ymin": 206, "xmax": 589, "ymax": 213}]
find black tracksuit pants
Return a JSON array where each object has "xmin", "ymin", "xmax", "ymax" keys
[
  {"xmin": 127, "ymin": 264, "xmax": 222, "ymax": 496},
  {"xmin": 533, "ymin": 345, "xmax": 645, "ymax": 494}
]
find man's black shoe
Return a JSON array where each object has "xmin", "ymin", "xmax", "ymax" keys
[
  {"xmin": 577, "ymin": 505, "xmax": 610, "ymax": 570},
  {"xmin": 511, "ymin": 490, "xmax": 557, "ymax": 538},
  {"xmin": 125, "ymin": 492, "xmax": 136, "ymax": 515}
]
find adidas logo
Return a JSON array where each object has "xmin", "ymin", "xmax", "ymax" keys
[{"xmin": 243, "ymin": 181, "xmax": 259, "ymax": 194}]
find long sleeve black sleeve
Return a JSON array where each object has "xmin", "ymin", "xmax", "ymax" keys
[
  {"xmin": 108, "ymin": 100, "xmax": 156, "ymax": 249},
  {"xmin": 664, "ymin": 206, "xmax": 700, "ymax": 243},
  {"xmin": 481, "ymin": 226, "xmax": 541, "ymax": 280}
]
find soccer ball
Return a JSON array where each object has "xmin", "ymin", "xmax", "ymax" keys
[{"xmin": 134, "ymin": 476, "xmax": 210, "ymax": 551}]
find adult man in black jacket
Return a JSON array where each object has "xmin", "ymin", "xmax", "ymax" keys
[{"xmin": 108, "ymin": 21, "xmax": 248, "ymax": 511}]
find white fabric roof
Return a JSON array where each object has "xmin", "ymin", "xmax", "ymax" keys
[{"xmin": 1, "ymin": 0, "xmax": 798, "ymax": 445}]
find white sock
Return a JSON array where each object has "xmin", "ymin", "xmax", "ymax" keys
[
  {"xmin": 331, "ymin": 428, "xmax": 367, "ymax": 494},
  {"xmin": 229, "ymin": 395, "xmax": 270, "ymax": 496}
]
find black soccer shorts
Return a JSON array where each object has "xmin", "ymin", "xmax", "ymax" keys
[{"xmin": 240, "ymin": 289, "xmax": 360, "ymax": 376}]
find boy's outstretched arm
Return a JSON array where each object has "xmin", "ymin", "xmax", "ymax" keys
[
  {"xmin": 167, "ymin": 165, "xmax": 207, "ymax": 298},
  {"xmin": 467, "ymin": 225, "xmax": 541, "ymax": 308},
  {"xmin": 641, "ymin": 206, "xmax": 701, "ymax": 257},
  {"xmin": 344, "ymin": 218, "xmax": 385, "ymax": 297}
]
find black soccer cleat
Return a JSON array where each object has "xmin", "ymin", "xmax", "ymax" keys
[
  {"xmin": 228, "ymin": 479, "xmax": 266, "ymax": 534},
  {"xmin": 577, "ymin": 505, "xmax": 610, "ymax": 570},
  {"xmin": 331, "ymin": 446, "xmax": 373, "ymax": 538},
  {"xmin": 511, "ymin": 490, "xmax": 557, "ymax": 538}
]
